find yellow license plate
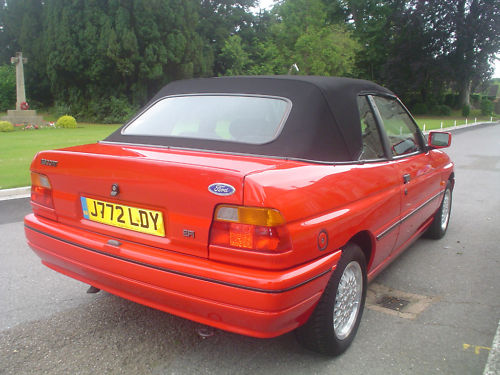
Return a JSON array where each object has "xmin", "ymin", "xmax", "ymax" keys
[{"xmin": 81, "ymin": 197, "xmax": 165, "ymax": 237}]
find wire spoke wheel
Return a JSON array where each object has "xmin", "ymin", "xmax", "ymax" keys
[
  {"xmin": 333, "ymin": 261, "xmax": 363, "ymax": 340},
  {"xmin": 424, "ymin": 181, "xmax": 453, "ymax": 239},
  {"xmin": 295, "ymin": 243, "xmax": 366, "ymax": 356},
  {"xmin": 440, "ymin": 189, "xmax": 451, "ymax": 231}
]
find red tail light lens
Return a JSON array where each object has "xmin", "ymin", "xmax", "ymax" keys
[
  {"xmin": 31, "ymin": 172, "xmax": 54, "ymax": 209},
  {"xmin": 209, "ymin": 205, "xmax": 291, "ymax": 253}
]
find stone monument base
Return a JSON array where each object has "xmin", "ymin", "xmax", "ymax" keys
[{"xmin": 1, "ymin": 110, "xmax": 45, "ymax": 126}]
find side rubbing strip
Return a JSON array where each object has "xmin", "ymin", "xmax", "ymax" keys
[
  {"xmin": 25, "ymin": 225, "xmax": 331, "ymax": 294},
  {"xmin": 376, "ymin": 190, "xmax": 444, "ymax": 241}
]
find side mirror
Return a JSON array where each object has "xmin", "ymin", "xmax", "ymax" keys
[{"xmin": 428, "ymin": 131, "xmax": 452, "ymax": 149}]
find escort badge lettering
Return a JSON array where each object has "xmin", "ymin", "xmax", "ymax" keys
[{"xmin": 41, "ymin": 158, "xmax": 58, "ymax": 167}]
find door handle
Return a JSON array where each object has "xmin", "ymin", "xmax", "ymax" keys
[{"xmin": 403, "ymin": 174, "xmax": 411, "ymax": 184}]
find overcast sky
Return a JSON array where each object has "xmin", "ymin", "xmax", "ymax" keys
[
  {"xmin": 494, "ymin": 57, "xmax": 500, "ymax": 78},
  {"xmin": 255, "ymin": 0, "xmax": 275, "ymax": 10}
]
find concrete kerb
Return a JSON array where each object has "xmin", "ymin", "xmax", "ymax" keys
[
  {"xmin": 0, "ymin": 186, "xmax": 30, "ymax": 201},
  {"xmin": 0, "ymin": 120, "xmax": 498, "ymax": 201}
]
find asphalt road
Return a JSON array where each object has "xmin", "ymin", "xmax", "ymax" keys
[{"xmin": 1, "ymin": 124, "xmax": 499, "ymax": 375}]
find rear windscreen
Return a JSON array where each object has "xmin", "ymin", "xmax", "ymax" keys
[{"xmin": 122, "ymin": 95, "xmax": 291, "ymax": 145}]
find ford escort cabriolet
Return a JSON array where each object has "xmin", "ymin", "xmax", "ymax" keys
[{"xmin": 25, "ymin": 76, "xmax": 454, "ymax": 355}]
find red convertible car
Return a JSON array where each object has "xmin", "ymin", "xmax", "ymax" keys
[{"xmin": 25, "ymin": 76, "xmax": 454, "ymax": 355}]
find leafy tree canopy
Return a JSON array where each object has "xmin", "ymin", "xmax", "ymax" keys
[{"xmin": 0, "ymin": 0, "xmax": 498, "ymax": 120}]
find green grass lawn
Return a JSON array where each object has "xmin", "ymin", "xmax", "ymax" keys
[
  {"xmin": 0, "ymin": 112, "xmax": 498, "ymax": 189},
  {"xmin": 0, "ymin": 123, "xmax": 121, "ymax": 189}
]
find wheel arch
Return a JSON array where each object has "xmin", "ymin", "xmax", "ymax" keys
[
  {"xmin": 346, "ymin": 231, "xmax": 375, "ymax": 272},
  {"xmin": 448, "ymin": 172, "xmax": 455, "ymax": 190}
]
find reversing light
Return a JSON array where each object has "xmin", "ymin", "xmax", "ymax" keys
[
  {"xmin": 210, "ymin": 205, "xmax": 291, "ymax": 253},
  {"xmin": 32, "ymin": 172, "xmax": 51, "ymax": 189}
]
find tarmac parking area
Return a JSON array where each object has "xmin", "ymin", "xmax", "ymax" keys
[{"xmin": 1, "ymin": 124, "xmax": 499, "ymax": 374}]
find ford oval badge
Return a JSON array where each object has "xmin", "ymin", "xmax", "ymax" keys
[{"xmin": 208, "ymin": 183, "xmax": 235, "ymax": 197}]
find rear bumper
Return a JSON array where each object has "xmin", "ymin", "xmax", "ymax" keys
[{"xmin": 24, "ymin": 213, "xmax": 340, "ymax": 338}]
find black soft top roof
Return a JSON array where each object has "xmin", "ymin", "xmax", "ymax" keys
[{"xmin": 104, "ymin": 76, "xmax": 394, "ymax": 162}]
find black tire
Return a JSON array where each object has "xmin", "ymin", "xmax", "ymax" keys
[
  {"xmin": 295, "ymin": 243, "xmax": 367, "ymax": 356},
  {"xmin": 425, "ymin": 181, "xmax": 452, "ymax": 239}
]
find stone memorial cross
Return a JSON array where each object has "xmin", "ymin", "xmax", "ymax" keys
[
  {"xmin": 11, "ymin": 52, "xmax": 28, "ymax": 110},
  {"xmin": 0, "ymin": 51, "xmax": 44, "ymax": 125}
]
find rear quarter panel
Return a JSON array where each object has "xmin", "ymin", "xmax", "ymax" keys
[{"xmin": 241, "ymin": 161, "xmax": 403, "ymax": 270}]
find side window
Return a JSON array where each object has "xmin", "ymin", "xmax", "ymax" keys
[
  {"xmin": 357, "ymin": 96, "xmax": 385, "ymax": 160},
  {"xmin": 372, "ymin": 96, "xmax": 422, "ymax": 156}
]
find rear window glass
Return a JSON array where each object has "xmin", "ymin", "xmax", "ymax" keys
[{"xmin": 122, "ymin": 95, "xmax": 291, "ymax": 144}]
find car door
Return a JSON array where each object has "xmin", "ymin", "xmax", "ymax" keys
[
  {"xmin": 356, "ymin": 96, "xmax": 401, "ymax": 269},
  {"xmin": 370, "ymin": 96, "xmax": 443, "ymax": 253}
]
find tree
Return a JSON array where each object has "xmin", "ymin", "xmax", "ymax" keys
[
  {"xmin": 0, "ymin": 64, "xmax": 15, "ymax": 111},
  {"xmin": 245, "ymin": 39, "xmax": 286, "ymax": 75},
  {"xmin": 0, "ymin": 0, "xmax": 49, "ymax": 106},
  {"xmin": 197, "ymin": 0, "xmax": 256, "ymax": 75},
  {"xmin": 325, "ymin": 0, "xmax": 406, "ymax": 81},
  {"xmin": 0, "ymin": 0, "xmax": 18, "ymax": 65},
  {"xmin": 219, "ymin": 35, "xmax": 250, "ymax": 75},
  {"xmin": 293, "ymin": 25, "xmax": 359, "ymax": 76},
  {"xmin": 43, "ymin": 0, "xmax": 212, "ymax": 121},
  {"xmin": 380, "ymin": 1, "xmax": 450, "ymax": 106},
  {"xmin": 2, "ymin": 0, "xmax": 497, "ymax": 119},
  {"xmin": 253, "ymin": 0, "xmax": 360, "ymax": 76},
  {"xmin": 447, "ymin": 0, "xmax": 500, "ymax": 107},
  {"xmin": 323, "ymin": 0, "xmax": 500, "ymax": 109}
]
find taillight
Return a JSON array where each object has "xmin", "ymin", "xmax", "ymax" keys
[
  {"xmin": 31, "ymin": 172, "xmax": 54, "ymax": 209},
  {"xmin": 209, "ymin": 205, "xmax": 292, "ymax": 253}
]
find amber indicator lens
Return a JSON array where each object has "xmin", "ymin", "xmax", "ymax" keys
[
  {"xmin": 215, "ymin": 205, "xmax": 285, "ymax": 226},
  {"xmin": 211, "ymin": 205, "xmax": 290, "ymax": 253}
]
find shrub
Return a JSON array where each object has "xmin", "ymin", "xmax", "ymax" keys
[
  {"xmin": 495, "ymin": 100, "xmax": 500, "ymax": 115},
  {"xmin": 462, "ymin": 104, "xmax": 470, "ymax": 117},
  {"xmin": 55, "ymin": 102, "xmax": 73, "ymax": 117},
  {"xmin": 470, "ymin": 109, "xmax": 481, "ymax": 118},
  {"xmin": 55, "ymin": 96, "xmax": 136, "ymax": 123},
  {"xmin": 412, "ymin": 102, "xmax": 429, "ymax": 115},
  {"xmin": 434, "ymin": 104, "xmax": 451, "ymax": 116},
  {"xmin": 480, "ymin": 98, "xmax": 493, "ymax": 116},
  {"xmin": 0, "ymin": 65, "xmax": 16, "ymax": 112},
  {"xmin": 104, "ymin": 96, "xmax": 136, "ymax": 124},
  {"xmin": 444, "ymin": 94, "xmax": 458, "ymax": 108},
  {"xmin": 56, "ymin": 115, "xmax": 77, "ymax": 128},
  {"xmin": 86, "ymin": 96, "xmax": 136, "ymax": 124},
  {"xmin": 470, "ymin": 94, "xmax": 480, "ymax": 106},
  {"xmin": 0, "ymin": 121, "xmax": 14, "ymax": 132}
]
